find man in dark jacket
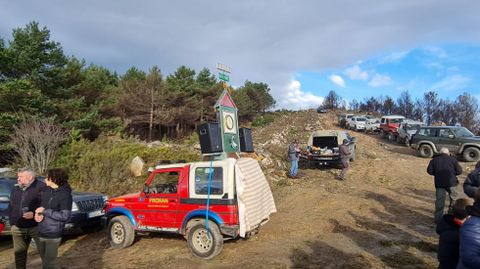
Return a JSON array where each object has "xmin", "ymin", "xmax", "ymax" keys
[
  {"xmin": 458, "ymin": 190, "xmax": 480, "ymax": 269},
  {"xmin": 8, "ymin": 167, "xmax": 46, "ymax": 269},
  {"xmin": 338, "ymin": 139, "xmax": 351, "ymax": 181},
  {"xmin": 427, "ymin": 148, "xmax": 462, "ymax": 223},
  {"xmin": 436, "ymin": 198, "xmax": 472, "ymax": 269},
  {"xmin": 35, "ymin": 168, "xmax": 72, "ymax": 269},
  {"xmin": 463, "ymin": 161, "xmax": 480, "ymax": 198}
]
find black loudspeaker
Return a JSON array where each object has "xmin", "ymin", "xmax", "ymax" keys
[
  {"xmin": 197, "ymin": 123, "xmax": 223, "ymax": 154},
  {"xmin": 239, "ymin": 127, "xmax": 254, "ymax": 152}
]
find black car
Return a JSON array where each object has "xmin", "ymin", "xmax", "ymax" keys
[{"xmin": 0, "ymin": 177, "xmax": 107, "ymax": 235}]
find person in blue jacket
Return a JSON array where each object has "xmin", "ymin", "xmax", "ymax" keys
[
  {"xmin": 458, "ymin": 189, "xmax": 480, "ymax": 269},
  {"xmin": 34, "ymin": 168, "xmax": 72, "ymax": 269},
  {"xmin": 463, "ymin": 161, "xmax": 480, "ymax": 198}
]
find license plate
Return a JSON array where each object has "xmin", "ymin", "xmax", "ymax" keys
[{"xmin": 87, "ymin": 210, "xmax": 104, "ymax": 218}]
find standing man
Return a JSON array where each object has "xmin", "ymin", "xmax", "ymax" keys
[
  {"xmin": 287, "ymin": 140, "xmax": 300, "ymax": 178},
  {"xmin": 427, "ymin": 148, "xmax": 462, "ymax": 223},
  {"xmin": 8, "ymin": 167, "xmax": 46, "ymax": 269},
  {"xmin": 338, "ymin": 139, "xmax": 351, "ymax": 181},
  {"xmin": 35, "ymin": 168, "xmax": 72, "ymax": 269},
  {"xmin": 463, "ymin": 161, "xmax": 480, "ymax": 198}
]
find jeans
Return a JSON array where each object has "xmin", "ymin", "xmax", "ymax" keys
[
  {"xmin": 38, "ymin": 237, "xmax": 62, "ymax": 269},
  {"xmin": 435, "ymin": 186, "xmax": 458, "ymax": 223},
  {"xmin": 290, "ymin": 159, "xmax": 298, "ymax": 177},
  {"xmin": 11, "ymin": 225, "xmax": 39, "ymax": 269}
]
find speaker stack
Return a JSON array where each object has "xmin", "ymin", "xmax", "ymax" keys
[
  {"xmin": 239, "ymin": 127, "xmax": 254, "ymax": 152},
  {"xmin": 197, "ymin": 123, "xmax": 223, "ymax": 154}
]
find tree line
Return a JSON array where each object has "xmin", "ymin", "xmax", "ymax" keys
[
  {"xmin": 322, "ymin": 90, "xmax": 480, "ymax": 132},
  {"xmin": 0, "ymin": 22, "xmax": 276, "ymax": 164}
]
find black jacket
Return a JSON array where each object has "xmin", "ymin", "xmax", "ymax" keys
[
  {"xmin": 38, "ymin": 183, "xmax": 72, "ymax": 238},
  {"xmin": 436, "ymin": 214, "xmax": 461, "ymax": 269},
  {"xmin": 8, "ymin": 179, "xmax": 46, "ymax": 228},
  {"xmin": 427, "ymin": 154, "xmax": 462, "ymax": 188},
  {"xmin": 464, "ymin": 167, "xmax": 480, "ymax": 198},
  {"xmin": 458, "ymin": 203, "xmax": 480, "ymax": 269}
]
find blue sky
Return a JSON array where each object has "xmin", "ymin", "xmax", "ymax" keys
[
  {"xmin": 295, "ymin": 44, "xmax": 480, "ymax": 105},
  {"xmin": 1, "ymin": 1, "xmax": 480, "ymax": 109}
]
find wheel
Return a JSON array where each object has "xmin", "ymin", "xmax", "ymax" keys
[
  {"xmin": 350, "ymin": 150, "xmax": 356, "ymax": 162},
  {"xmin": 463, "ymin": 147, "xmax": 480, "ymax": 162},
  {"xmin": 187, "ymin": 220, "xmax": 223, "ymax": 259},
  {"xmin": 396, "ymin": 135, "xmax": 402, "ymax": 144},
  {"xmin": 387, "ymin": 132, "xmax": 395, "ymax": 141},
  {"xmin": 419, "ymin": 144, "xmax": 434, "ymax": 158},
  {"xmin": 108, "ymin": 216, "xmax": 135, "ymax": 248},
  {"xmin": 380, "ymin": 129, "xmax": 385, "ymax": 137}
]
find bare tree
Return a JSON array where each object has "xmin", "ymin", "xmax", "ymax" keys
[{"xmin": 11, "ymin": 118, "xmax": 67, "ymax": 174}]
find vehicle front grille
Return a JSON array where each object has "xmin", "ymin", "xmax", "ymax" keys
[{"xmin": 77, "ymin": 198, "xmax": 104, "ymax": 212}]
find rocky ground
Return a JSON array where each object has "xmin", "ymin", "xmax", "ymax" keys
[{"xmin": 1, "ymin": 109, "xmax": 477, "ymax": 269}]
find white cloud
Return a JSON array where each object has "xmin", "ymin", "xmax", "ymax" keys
[
  {"xmin": 423, "ymin": 46, "xmax": 447, "ymax": 58},
  {"xmin": 329, "ymin": 74, "xmax": 346, "ymax": 88},
  {"xmin": 368, "ymin": 73, "xmax": 392, "ymax": 87},
  {"xmin": 431, "ymin": 74, "xmax": 470, "ymax": 91},
  {"xmin": 344, "ymin": 65, "xmax": 368, "ymax": 80},
  {"xmin": 380, "ymin": 50, "xmax": 409, "ymax": 63},
  {"xmin": 278, "ymin": 79, "xmax": 324, "ymax": 110}
]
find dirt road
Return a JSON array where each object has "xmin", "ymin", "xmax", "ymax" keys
[{"xmin": 1, "ymin": 110, "xmax": 476, "ymax": 268}]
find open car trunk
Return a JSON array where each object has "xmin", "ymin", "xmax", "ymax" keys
[{"xmin": 312, "ymin": 136, "xmax": 338, "ymax": 149}]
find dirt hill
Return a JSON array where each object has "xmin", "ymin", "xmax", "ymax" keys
[{"xmin": 1, "ymin": 110, "xmax": 477, "ymax": 268}]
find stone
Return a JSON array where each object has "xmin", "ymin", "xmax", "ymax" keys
[{"xmin": 130, "ymin": 156, "xmax": 145, "ymax": 177}]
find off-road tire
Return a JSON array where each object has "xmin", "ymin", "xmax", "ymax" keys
[
  {"xmin": 387, "ymin": 132, "xmax": 395, "ymax": 141},
  {"xmin": 350, "ymin": 152, "xmax": 356, "ymax": 162},
  {"xmin": 187, "ymin": 220, "xmax": 223, "ymax": 259},
  {"xmin": 463, "ymin": 147, "xmax": 480, "ymax": 162},
  {"xmin": 380, "ymin": 129, "xmax": 386, "ymax": 137},
  {"xmin": 396, "ymin": 136, "xmax": 402, "ymax": 144},
  {"xmin": 108, "ymin": 216, "xmax": 135, "ymax": 249},
  {"xmin": 419, "ymin": 144, "xmax": 434, "ymax": 158}
]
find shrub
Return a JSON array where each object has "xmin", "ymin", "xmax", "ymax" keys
[
  {"xmin": 252, "ymin": 114, "xmax": 275, "ymax": 127},
  {"xmin": 52, "ymin": 136, "xmax": 199, "ymax": 196}
]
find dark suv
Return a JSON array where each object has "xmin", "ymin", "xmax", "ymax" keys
[
  {"xmin": 0, "ymin": 176, "xmax": 107, "ymax": 235},
  {"xmin": 410, "ymin": 126, "xmax": 480, "ymax": 161}
]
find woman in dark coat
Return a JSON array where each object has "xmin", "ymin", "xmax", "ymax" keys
[{"xmin": 34, "ymin": 168, "xmax": 72, "ymax": 269}]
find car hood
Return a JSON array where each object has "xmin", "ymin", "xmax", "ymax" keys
[
  {"xmin": 109, "ymin": 192, "xmax": 141, "ymax": 201},
  {"xmin": 72, "ymin": 191, "xmax": 105, "ymax": 201}
]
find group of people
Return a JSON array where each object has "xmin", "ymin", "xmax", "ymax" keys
[
  {"xmin": 7, "ymin": 167, "xmax": 72, "ymax": 269},
  {"xmin": 428, "ymin": 147, "xmax": 480, "ymax": 268},
  {"xmin": 287, "ymin": 139, "xmax": 351, "ymax": 180}
]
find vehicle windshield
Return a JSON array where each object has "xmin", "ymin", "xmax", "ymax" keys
[
  {"xmin": 406, "ymin": 124, "xmax": 422, "ymax": 130},
  {"xmin": 454, "ymin": 127, "xmax": 475, "ymax": 137},
  {"xmin": 346, "ymin": 115, "xmax": 354, "ymax": 119},
  {"xmin": 390, "ymin": 118, "xmax": 404, "ymax": 124},
  {"xmin": 356, "ymin": 117, "xmax": 366, "ymax": 122}
]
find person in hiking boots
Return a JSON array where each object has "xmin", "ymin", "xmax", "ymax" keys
[
  {"xmin": 436, "ymin": 198, "xmax": 472, "ymax": 269},
  {"xmin": 463, "ymin": 161, "xmax": 480, "ymax": 198},
  {"xmin": 35, "ymin": 168, "xmax": 72, "ymax": 269},
  {"xmin": 287, "ymin": 140, "xmax": 301, "ymax": 178},
  {"xmin": 427, "ymin": 147, "xmax": 462, "ymax": 223},
  {"xmin": 338, "ymin": 139, "xmax": 351, "ymax": 180},
  {"xmin": 458, "ymin": 190, "xmax": 480, "ymax": 269}
]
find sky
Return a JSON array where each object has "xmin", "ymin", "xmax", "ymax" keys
[{"xmin": 1, "ymin": 0, "xmax": 480, "ymax": 110}]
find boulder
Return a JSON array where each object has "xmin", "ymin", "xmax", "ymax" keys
[{"xmin": 130, "ymin": 156, "xmax": 145, "ymax": 177}]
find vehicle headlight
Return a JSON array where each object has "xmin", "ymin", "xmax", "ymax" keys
[
  {"xmin": 71, "ymin": 202, "xmax": 79, "ymax": 212},
  {"xmin": 102, "ymin": 195, "xmax": 109, "ymax": 203}
]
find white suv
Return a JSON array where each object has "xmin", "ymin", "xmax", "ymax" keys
[{"xmin": 349, "ymin": 116, "xmax": 367, "ymax": 131}]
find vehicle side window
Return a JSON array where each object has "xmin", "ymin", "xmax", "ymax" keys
[
  {"xmin": 439, "ymin": 129, "xmax": 453, "ymax": 138},
  {"xmin": 418, "ymin": 128, "xmax": 437, "ymax": 137},
  {"xmin": 149, "ymin": 171, "xmax": 179, "ymax": 194},
  {"xmin": 194, "ymin": 167, "xmax": 224, "ymax": 195},
  {"xmin": 381, "ymin": 118, "xmax": 385, "ymax": 124}
]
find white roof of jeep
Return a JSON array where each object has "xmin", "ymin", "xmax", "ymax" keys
[
  {"xmin": 154, "ymin": 158, "xmax": 236, "ymax": 170},
  {"xmin": 381, "ymin": 115, "xmax": 405, "ymax": 119}
]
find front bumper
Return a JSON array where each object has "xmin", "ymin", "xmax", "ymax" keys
[{"xmin": 64, "ymin": 210, "xmax": 105, "ymax": 231}]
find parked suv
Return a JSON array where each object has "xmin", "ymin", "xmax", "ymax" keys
[
  {"xmin": 380, "ymin": 115, "xmax": 405, "ymax": 140},
  {"xmin": 339, "ymin": 113, "xmax": 354, "ymax": 128},
  {"xmin": 349, "ymin": 116, "xmax": 367, "ymax": 131},
  {"xmin": 396, "ymin": 121, "xmax": 425, "ymax": 145},
  {"xmin": 410, "ymin": 126, "xmax": 480, "ymax": 162},
  {"xmin": 365, "ymin": 118, "xmax": 381, "ymax": 133},
  {"xmin": 0, "ymin": 176, "xmax": 107, "ymax": 235}
]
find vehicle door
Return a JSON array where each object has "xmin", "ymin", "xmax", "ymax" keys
[
  {"xmin": 139, "ymin": 169, "xmax": 182, "ymax": 228},
  {"xmin": 438, "ymin": 128, "xmax": 461, "ymax": 153},
  {"xmin": 415, "ymin": 127, "xmax": 439, "ymax": 146}
]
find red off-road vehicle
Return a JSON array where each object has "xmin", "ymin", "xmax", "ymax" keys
[
  {"xmin": 379, "ymin": 115, "xmax": 405, "ymax": 141},
  {"xmin": 104, "ymin": 158, "xmax": 276, "ymax": 259}
]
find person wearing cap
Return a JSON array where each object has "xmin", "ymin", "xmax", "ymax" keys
[
  {"xmin": 8, "ymin": 167, "xmax": 46, "ymax": 269},
  {"xmin": 427, "ymin": 147, "xmax": 462, "ymax": 223},
  {"xmin": 338, "ymin": 139, "xmax": 351, "ymax": 180},
  {"xmin": 287, "ymin": 140, "xmax": 301, "ymax": 178}
]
